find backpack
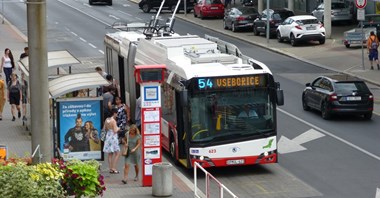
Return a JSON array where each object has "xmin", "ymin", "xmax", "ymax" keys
[{"xmin": 370, "ymin": 37, "xmax": 378, "ymax": 50}]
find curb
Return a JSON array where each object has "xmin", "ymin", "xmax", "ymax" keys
[{"xmin": 0, "ymin": 14, "xmax": 28, "ymax": 42}]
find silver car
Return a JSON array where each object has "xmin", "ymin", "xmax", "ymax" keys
[{"xmin": 311, "ymin": 2, "xmax": 352, "ymax": 23}]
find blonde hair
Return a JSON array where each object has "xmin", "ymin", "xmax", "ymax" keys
[{"xmin": 129, "ymin": 124, "xmax": 140, "ymax": 135}]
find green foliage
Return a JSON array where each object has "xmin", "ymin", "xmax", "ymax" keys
[{"xmin": 0, "ymin": 162, "xmax": 65, "ymax": 198}]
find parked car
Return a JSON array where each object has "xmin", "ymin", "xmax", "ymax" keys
[
  {"xmin": 311, "ymin": 2, "xmax": 352, "ymax": 23},
  {"xmin": 223, "ymin": 7, "xmax": 259, "ymax": 32},
  {"xmin": 343, "ymin": 14, "xmax": 380, "ymax": 48},
  {"xmin": 139, "ymin": 0, "xmax": 194, "ymax": 13},
  {"xmin": 194, "ymin": 0, "xmax": 224, "ymax": 19},
  {"xmin": 89, "ymin": 0, "xmax": 112, "ymax": 5},
  {"xmin": 302, "ymin": 75, "xmax": 374, "ymax": 120},
  {"xmin": 276, "ymin": 15, "xmax": 325, "ymax": 46},
  {"xmin": 253, "ymin": 8, "xmax": 294, "ymax": 37}
]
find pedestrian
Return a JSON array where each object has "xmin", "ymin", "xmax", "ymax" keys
[
  {"xmin": 1, "ymin": 48, "xmax": 15, "ymax": 85},
  {"xmin": 367, "ymin": 31, "xmax": 380, "ymax": 70},
  {"xmin": 102, "ymin": 108, "xmax": 121, "ymax": 174},
  {"xmin": 104, "ymin": 74, "xmax": 121, "ymax": 98},
  {"xmin": 19, "ymin": 47, "xmax": 28, "ymax": 71},
  {"xmin": 0, "ymin": 74, "xmax": 6, "ymax": 120},
  {"xmin": 115, "ymin": 96, "xmax": 131, "ymax": 143},
  {"xmin": 102, "ymin": 85, "xmax": 115, "ymax": 121},
  {"xmin": 122, "ymin": 124, "xmax": 141, "ymax": 184},
  {"xmin": 95, "ymin": 67, "xmax": 107, "ymax": 96},
  {"xmin": 135, "ymin": 96, "xmax": 142, "ymax": 131},
  {"xmin": 21, "ymin": 73, "xmax": 28, "ymax": 121},
  {"xmin": 8, "ymin": 73, "xmax": 22, "ymax": 121}
]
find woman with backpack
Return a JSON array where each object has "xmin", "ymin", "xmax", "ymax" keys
[
  {"xmin": 7, "ymin": 73, "xmax": 22, "ymax": 121},
  {"xmin": 367, "ymin": 31, "xmax": 380, "ymax": 70}
]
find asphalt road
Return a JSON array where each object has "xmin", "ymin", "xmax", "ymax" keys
[{"xmin": 3, "ymin": 0, "xmax": 380, "ymax": 197}]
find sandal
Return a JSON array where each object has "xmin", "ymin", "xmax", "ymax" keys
[
  {"xmin": 134, "ymin": 177, "xmax": 138, "ymax": 181},
  {"xmin": 111, "ymin": 170, "xmax": 120, "ymax": 174},
  {"xmin": 122, "ymin": 180, "xmax": 127, "ymax": 184}
]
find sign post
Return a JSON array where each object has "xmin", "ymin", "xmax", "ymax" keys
[
  {"xmin": 356, "ymin": 0, "xmax": 367, "ymax": 70},
  {"xmin": 134, "ymin": 65, "xmax": 166, "ymax": 187}
]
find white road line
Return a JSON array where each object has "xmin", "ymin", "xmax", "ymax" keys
[
  {"xmin": 109, "ymin": 15, "xmax": 120, "ymax": 20},
  {"xmin": 98, "ymin": 50, "xmax": 104, "ymax": 54},
  {"xmin": 83, "ymin": 3, "xmax": 91, "ymax": 8},
  {"xmin": 70, "ymin": 32, "xmax": 78, "ymax": 36},
  {"xmin": 135, "ymin": 17, "xmax": 143, "ymax": 20},
  {"xmin": 278, "ymin": 108, "xmax": 380, "ymax": 161},
  {"xmin": 88, "ymin": 43, "xmax": 97, "ymax": 48},
  {"xmin": 123, "ymin": 4, "xmax": 131, "ymax": 7},
  {"xmin": 118, "ymin": 10, "xmax": 132, "ymax": 16},
  {"xmin": 79, "ymin": 37, "xmax": 87, "ymax": 42}
]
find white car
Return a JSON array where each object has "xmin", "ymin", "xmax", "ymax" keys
[{"xmin": 276, "ymin": 15, "xmax": 326, "ymax": 46}]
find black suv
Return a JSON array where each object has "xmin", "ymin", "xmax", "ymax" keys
[
  {"xmin": 89, "ymin": 0, "xmax": 112, "ymax": 5},
  {"xmin": 302, "ymin": 75, "xmax": 374, "ymax": 120},
  {"xmin": 139, "ymin": 0, "xmax": 194, "ymax": 13},
  {"xmin": 253, "ymin": 8, "xmax": 294, "ymax": 37}
]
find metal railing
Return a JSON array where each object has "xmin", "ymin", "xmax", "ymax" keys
[{"xmin": 194, "ymin": 162, "xmax": 238, "ymax": 198}]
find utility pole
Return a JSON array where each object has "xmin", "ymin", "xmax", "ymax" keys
[
  {"xmin": 27, "ymin": 0, "xmax": 51, "ymax": 163},
  {"xmin": 324, "ymin": 0, "xmax": 331, "ymax": 39}
]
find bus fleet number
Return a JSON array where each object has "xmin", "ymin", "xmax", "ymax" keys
[{"xmin": 198, "ymin": 79, "xmax": 213, "ymax": 89}]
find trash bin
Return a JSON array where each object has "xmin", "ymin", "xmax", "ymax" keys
[{"xmin": 152, "ymin": 162, "xmax": 173, "ymax": 197}]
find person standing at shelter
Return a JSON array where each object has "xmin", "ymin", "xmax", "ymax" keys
[
  {"xmin": 115, "ymin": 96, "xmax": 131, "ymax": 143},
  {"xmin": 103, "ymin": 86, "xmax": 115, "ymax": 121},
  {"xmin": 95, "ymin": 67, "xmax": 107, "ymax": 96},
  {"xmin": 1, "ymin": 48, "xmax": 15, "ymax": 85},
  {"xmin": 122, "ymin": 124, "xmax": 141, "ymax": 184},
  {"xmin": 367, "ymin": 31, "xmax": 380, "ymax": 70},
  {"xmin": 0, "ymin": 74, "xmax": 6, "ymax": 120},
  {"xmin": 103, "ymin": 108, "xmax": 121, "ymax": 174},
  {"xmin": 21, "ymin": 73, "xmax": 28, "ymax": 121},
  {"xmin": 7, "ymin": 73, "xmax": 22, "ymax": 121}
]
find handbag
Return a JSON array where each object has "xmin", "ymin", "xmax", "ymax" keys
[{"xmin": 121, "ymin": 131, "xmax": 130, "ymax": 157}]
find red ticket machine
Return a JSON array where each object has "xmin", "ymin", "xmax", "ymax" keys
[{"xmin": 134, "ymin": 65, "xmax": 166, "ymax": 187}]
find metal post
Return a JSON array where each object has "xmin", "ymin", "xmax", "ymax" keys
[
  {"xmin": 27, "ymin": 0, "xmax": 52, "ymax": 163},
  {"xmin": 184, "ymin": 0, "xmax": 187, "ymax": 16},
  {"xmin": 361, "ymin": 20, "xmax": 365, "ymax": 70},
  {"xmin": 266, "ymin": 0, "xmax": 269, "ymax": 44},
  {"xmin": 324, "ymin": 0, "xmax": 331, "ymax": 38}
]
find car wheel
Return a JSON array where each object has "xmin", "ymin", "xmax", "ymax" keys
[
  {"xmin": 345, "ymin": 44, "xmax": 350, "ymax": 48},
  {"xmin": 169, "ymin": 137, "xmax": 179, "ymax": 165},
  {"xmin": 290, "ymin": 33, "xmax": 297, "ymax": 46},
  {"xmin": 363, "ymin": 112, "xmax": 372, "ymax": 120},
  {"xmin": 319, "ymin": 39, "xmax": 325, "ymax": 45},
  {"xmin": 232, "ymin": 23, "xmax": 237, "ymax": 32},
  {"xmin": 321, "ymin": 102, "xmax": 331, "ymax": 120},
  {"xmin": 277, "ymin": 31, "xmax": 283, "ymax": 42},
  {"xmin": 253, "ymin": 25, "xmax": 259, "ymax": 36},
  {"xmin": 142, "ymin": 4, "xmax": 151, "ymax": 13},
  {"xmin": 223, "ymin": 20, "xmax": 228, "ymax": 30},
  {"xmin": 302, "ymin": 95, "xmax": 310, "ymax": 111}
]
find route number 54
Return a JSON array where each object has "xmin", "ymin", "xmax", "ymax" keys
[{"xmin": 198, "ymin": 79, "xmax": 213, "ymax": 89}]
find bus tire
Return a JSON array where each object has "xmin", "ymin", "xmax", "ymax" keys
[{"xmin": 170, "ymin": 134, "xmax": 179, "ymax": 165}]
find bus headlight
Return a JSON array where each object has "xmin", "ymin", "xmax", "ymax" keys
[
  {"xmin": 199, "ymin": 156, "xmax": 204, "ymax": 161},
  {"xmin": 264, "ymin": 152, "xmax": 269, "ymax": 156}
]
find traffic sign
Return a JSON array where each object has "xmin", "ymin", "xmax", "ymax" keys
[{"xmin": 355, "ymin": 0, "xmax": 367, "ymax": 9}]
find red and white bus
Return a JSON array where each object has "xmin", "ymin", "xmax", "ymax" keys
[{"xmin": 104, "ymin": 32, "xmax": 284, "ymax": 168}]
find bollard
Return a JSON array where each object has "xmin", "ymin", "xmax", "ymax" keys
[{"xmin": 152, "ymin": 162, "xmax": 173, "ymax": 197}]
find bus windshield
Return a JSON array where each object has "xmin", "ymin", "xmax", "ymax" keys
[{"xmin": 189, "ymin": 88, "xmax": 275, "ymax": 143}]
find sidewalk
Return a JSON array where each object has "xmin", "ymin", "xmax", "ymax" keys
[{"xmin": 0, "ymin": 19, "xmax": 195, "ymax": 198}]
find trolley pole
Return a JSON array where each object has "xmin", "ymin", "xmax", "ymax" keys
[{"xmin": 27, "ymin": 0, "xmax": 52, "ymax": 163}]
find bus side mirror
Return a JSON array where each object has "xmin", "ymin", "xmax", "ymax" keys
[
  {"xmin": 180, "ymin": 90, "xmax": 188, "ymax": 107},
  {"xmin": 275, "ymin": 82, "xmax": 284, "ymax": 106}
]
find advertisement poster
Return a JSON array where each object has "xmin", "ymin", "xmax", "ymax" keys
[{"xmin": 57, "ymin": 98, "xmax": 103, "ymax": 161}]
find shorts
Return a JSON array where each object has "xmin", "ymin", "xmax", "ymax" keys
[
  {"xmin": 368, "ymin": 50, "xmax": 378, "ymax": 61},
  {"xmin": 10, "ymin": 94, "xmax": 20, "ymax": 105}
]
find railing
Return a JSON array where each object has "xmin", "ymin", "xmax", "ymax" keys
[{"xmin": 194, "ymin": 162, "xmax": 238, "ymax": 198}]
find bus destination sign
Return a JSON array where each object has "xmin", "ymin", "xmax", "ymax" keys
[{"xmin": 195, "ymin": 75, "xmax": 267, "ymax": 90}]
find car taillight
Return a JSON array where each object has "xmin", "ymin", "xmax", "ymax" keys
[
  {"xmin": 236, "ymin": 16, "xmax": 245, "ymax": 21},
  {"xmin": 329, "ymin": 93, "xmax": 338, "ymax": 101},
  {"xmin": 202, "ymin": 6, "xmax": 208, "ymax": 11},
  {"xmin": 369, "ymin": 95, "xmax": 374, "ymax": 101},
  {"xmin": 295, "ymin": 25, "xmax": 302, "ymax": 30}
]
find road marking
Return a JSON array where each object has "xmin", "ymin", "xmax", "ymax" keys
[
  {"xmin": 118, "ymin": 10, "xmax": 132, "ymax": 16},
  {"xmin": 88, "ymin": 43, "xmax": 97, "ymax": 48},
  {"xmin": 79, "ymin": 37, "xmax": 87, "ymax": 42},
  {"xmin": 123, "ymin": 4, "xmax": 130, "ymax": 7},
  {"xmin": 278, "ymin": 108, "xmax": 380, "ymax": 161},
  {"xmin": 83, "ymin": 3, "xmax": 91, "ymax": 8},
  {"xmin": 278, "ymin": 129, "xmax": 325, "ymax": 154},
  {"xmin": 70, "ymin": 31, "xmax": 78, "ymax": 36},
  {"xmin": 109, "ymin": 15, "xmax": 120, "ymax": 20},
  {"xmin": 376, "ymin": 188, "xmax": 380, "ymax": 198},
  {"xmin": 135, "ymin": 17, "xmax": 143, "ymax": 20},
  {"xmin": 98, "ymin": 50, "xmax": 104, "ymax": 54}
]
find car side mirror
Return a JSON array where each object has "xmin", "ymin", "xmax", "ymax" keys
[{"xmin": 306, "ymin": 82, "xmax": 311, "ymax": 87}]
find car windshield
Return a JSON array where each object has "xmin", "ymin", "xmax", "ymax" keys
[
  {"xmin": 332, "ymin": 3, "xmax": 346, "ymax": 9},
  {"xmin": 205, "ymin": 0, "xmax": 222, "ymax": 4},
  {"xmin": 277, "ymin": 11, "xmax": 294, "ymax": 20},
  {"xmin": 298, "ymin": 19, "xmax": 319, "ymax": 25},
  {"xmin": 273, "ymin": 13, "xmax": 282, "ymax": 20},
  {"xmin": 334, "ymin": 82, "xmax": 370, "ymax": 94},
  {"xmin": 237, "ymin": 7, "xmax": 258, "ymax": 15}
]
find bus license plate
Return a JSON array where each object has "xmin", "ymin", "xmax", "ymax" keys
[
  {"xmin": 226, "ymin": 159, "xmax": 245, "ymax": 165},
  {"xmin": 346, "ymin": 96, "xmax": 361, "ymax": 101}
]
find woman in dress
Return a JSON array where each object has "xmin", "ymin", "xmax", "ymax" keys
[
  {"xmin": 102, "ymin": 108, "xmax": 121, "ymax": 174},
  {"xmin": 115, "ymin": 96, "xmax": 131, "ymax": 143},
  {"xmin": 122, "ymin": 124, "xmax": 142, "ymax": 184},
  {"xmin": 1, "ymin": 48, "xmax": 15, "ymax": 85},
  {"xmin": 7, "ymin": 73, "xmax": 21, "ymax": 121},
  {"xmin": 84, "ymin": 121, "xmax": 101, "ymax": 151}
]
